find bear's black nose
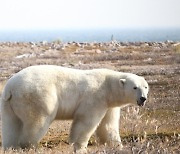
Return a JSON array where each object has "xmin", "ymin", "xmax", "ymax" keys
[{"xmin": 140, "ymin": 97, "xmax": 146, "ymax": 102}]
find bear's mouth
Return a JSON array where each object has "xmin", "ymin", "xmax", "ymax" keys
[{"xmin": 137, "ymin": 101, "xmax": 145, "ymax": 107}]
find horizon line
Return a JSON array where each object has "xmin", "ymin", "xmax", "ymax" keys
[{"xmin": 1, "ymin": 27, "xmax": 180, "ymax": 31}]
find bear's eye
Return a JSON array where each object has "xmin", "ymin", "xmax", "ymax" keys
[
  {"xmin": 145, "ymin": 87, "xmax": 147, "ymax": 89},
  {"xmin": 133, "ymin": 87, "xmax": 137, "ymax": 90}
]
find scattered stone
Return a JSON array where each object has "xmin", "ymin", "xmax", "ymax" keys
[
  {"xmin": 15, "ymin": 53, "xmax": 35, "ymax": 59},
  {"xmin": 95, "ymin": 49, "xmax": 102, "ymax": 54},
  {"xmin": 143, "ymin": 58, "xmax": 152, "ymax": 62}
]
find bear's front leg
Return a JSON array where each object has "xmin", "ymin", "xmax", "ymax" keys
[
  {"xmin": 69, "ymin": 104, "xmax": 107, "ymax": 153},
  {"xmin": 96, "ymin": 107, "xmax": 123, "ymax": 149}
]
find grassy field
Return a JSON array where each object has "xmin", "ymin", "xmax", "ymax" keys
[{"xmin": 0, "ymin": 41, "xmax": 179, "ymax": 153}]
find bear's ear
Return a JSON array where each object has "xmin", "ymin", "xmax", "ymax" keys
[{"xmin": 119, "ymin": 79, "xmax": 126, "ymax": 87}]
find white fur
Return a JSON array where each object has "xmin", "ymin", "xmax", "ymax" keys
[{"xmin": 1, "ymin": 65, "xmax": 149, "ymax": 152}]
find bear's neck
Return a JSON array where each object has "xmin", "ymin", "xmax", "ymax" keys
[{"xmin": 105, "ymin": 75, "xmax": 129, "ymax": 108}]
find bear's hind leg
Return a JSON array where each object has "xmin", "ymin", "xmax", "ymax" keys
[
  {"xmin": 18, "ymin": 117, "xmax": 51, "ymax": 148},
  {"xmin": 1, "ymin": 101, "xmax": 22, "ymax": 150},
  {"xmin": 96, "ymin": 107, "xmax": 123, "ymax": 148}
]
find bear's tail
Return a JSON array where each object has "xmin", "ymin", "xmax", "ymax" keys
[
  {"xmin": 1, "ymin": 83, "xmax": 12, "ymax": 102},
  {"xmin": 1, "ymin": 86, "xmax": 22, "ymax": 149}
]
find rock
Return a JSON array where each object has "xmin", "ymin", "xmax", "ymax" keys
[
  {"xmin": 173, "ymin": 42, "xmax": 180, "ymax": 47},
  {"xmin": 95, "ymin": 49, "xmax": 102, "ymax": 54},
  {"xmin": 143, "ymin": 58, "xmax": 152, "ymax": 62},
  {"xmin": 15, "ymin": 53, "xmax": 35, "ymax": 59}
]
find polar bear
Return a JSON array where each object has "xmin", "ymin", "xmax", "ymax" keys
[{"xmin": 1, "ymin": 65, "xmax": 149, "ymax": 152}]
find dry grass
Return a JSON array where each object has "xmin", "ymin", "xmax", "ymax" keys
[
  {"xmin": 174, "ymin": 43, "xmax": 180, "ymax": 53},
  {"xmin": 0, "ymin": 81, "xmax": 6, "ymax": 95},
  {"xmin": 0, "ymin": 41, "xmax": 180, "ymax": 153}
]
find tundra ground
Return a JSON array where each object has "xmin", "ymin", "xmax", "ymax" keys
[{"xmin": 0, "ymin": 41, "xmax": 179, "ymax": 153}]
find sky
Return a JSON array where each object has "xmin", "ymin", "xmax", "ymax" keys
[{"xmin": 0, "ymin": 0, "xmax": 180, "ymax": 30}]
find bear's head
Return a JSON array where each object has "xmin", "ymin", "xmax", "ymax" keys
[{"xmin": 120, "ymin": 75, "xmax": 149, "ymax": 106}]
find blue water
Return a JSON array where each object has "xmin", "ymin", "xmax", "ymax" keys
[{"xmin": 0, "ymin": 28, "xmax": 180, "ymax": 42}]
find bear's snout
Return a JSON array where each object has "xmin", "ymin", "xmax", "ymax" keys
[
  {"xmin": 137, "ymin": 97, "xmax": 146, "ymax": 106},
  {"xmin": 140, "ymin": 97, "xmax": 146, "ymax": 102}
]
